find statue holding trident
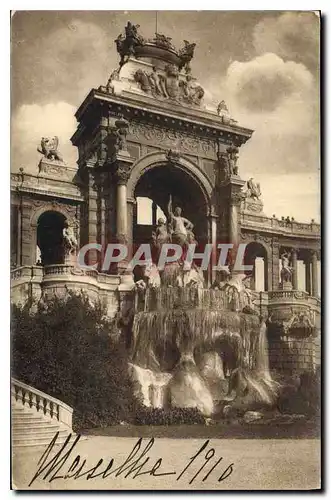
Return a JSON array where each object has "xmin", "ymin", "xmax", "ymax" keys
[{"xmin": 167, "ymin": 195, "xmax": 195, "ymax": 247}]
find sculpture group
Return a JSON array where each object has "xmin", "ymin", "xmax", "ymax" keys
[
  {"xmin": 151, "ymin": 196, "xmax": 197, "ymax": 253},
  {"xmin": 134, "ymin": 65, "xmax": 205, "ymax": 106},
  {"xmin": 115, "ymin": 22, "xmax": 197, "ymax": 73}
]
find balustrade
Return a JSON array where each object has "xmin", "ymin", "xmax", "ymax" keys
[{"xmin": 11, "ymin": 378, "xmax": 73, "ymax": 428}]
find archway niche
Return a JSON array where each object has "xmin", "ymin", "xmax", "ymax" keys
[
  {"xmin": 244, "ymin": 242, "xmax": 268, "ymax": 292},
  {"xmin": 37, "ymin": 211, "xmax": 67, "ymax": 266},
  {"xmin": 133, "ymin": 163, "xmax": 209, "ymax": 277}
]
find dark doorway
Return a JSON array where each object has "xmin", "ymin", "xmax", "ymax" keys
[{"xmin": 37, "ymin": 211, "xmax": 66, "ymax": 265}]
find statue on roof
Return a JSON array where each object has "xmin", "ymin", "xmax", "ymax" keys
[
  {"xmin": 178, "ymin": 40, "xmax": 196, "ymax": 73},
  {"xmin": 246, "ymin": 178, "xmax": 261, "ymax": 200},
  {"xmin": 115, "ymin": 21, "xmax": 145, "ymax": 66},
  {"xmin": 153, "ymin": 32, "xmax": 175, "ymax": 50},
  {"xmin": 217, "ymin": 100, "xmax": 229, "ymax": 115},
  {"xmin": 37, "ymin": 136, "xmax": 63, "ymax": 162}
]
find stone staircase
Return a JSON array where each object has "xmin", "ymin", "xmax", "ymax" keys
[{"xmin": 11, "ymin": 378, "xmax": 74, "ymax": 448}]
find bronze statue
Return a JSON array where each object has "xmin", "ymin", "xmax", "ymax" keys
[
  {"xmin": 153, "ymin": 33, "xmax": 174, "ymax": 50},
  {"xmin": 178, "ymin": 40, "xmax": 196, "ymax": 73},
  {"xmin": 115, "ymin": 21, "xmax": 144, "ymax": 66}
]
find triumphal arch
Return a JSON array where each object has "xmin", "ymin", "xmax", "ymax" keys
[{"xmin": 11, "ymin": 22, "xmax": 321, "ymax": 374}]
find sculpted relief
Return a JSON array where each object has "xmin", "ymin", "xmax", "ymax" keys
[
  {"xmin": 128, "ymin": 121, "xmax": 216, "ymax": 159},
  {"xmin": 134, "ymin": 64, "xmax": 205, "ymax": 107}
]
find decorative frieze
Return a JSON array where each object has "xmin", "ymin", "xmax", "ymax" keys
[
  {"xmin": 128, "ymin": 121, "xmax": 217, "ymax": 159},
  {"xmin": 240, "ymin": 231, "xmax": 272, "ymax": 246}
]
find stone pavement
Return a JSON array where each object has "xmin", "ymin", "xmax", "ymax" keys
[{"xmin": 12, "ymin": 435, "xmax": 321, "ymax": 491}]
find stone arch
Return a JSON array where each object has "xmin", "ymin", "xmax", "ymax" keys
[
  {"xmin": 127, "ymin": 151, "xmax": 214, "ymax": 215},
  {"xmin": 30, "ymin": 202, "xmax": 76, "ymax": 228},
  {"xmin": 30, "ymin": 202, "xmax": 78, "ymax": 265},
  {"xmin": 241, "ymin": 237, "xmax": 272, "ymax": 292}
]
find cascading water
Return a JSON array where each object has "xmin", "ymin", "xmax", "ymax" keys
[{"xmin": 128, "ymin": 264, "xmax": 278, "ymax": 418}]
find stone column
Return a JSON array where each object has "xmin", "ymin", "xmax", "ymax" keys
[
  {"xmin": 152, "ymin": 201, "xmax": 157, "ymax": 227},
  {"xmin": 311, "ymin": 250, "xmax": 319, "ymax": 297},
  {"xmin": 208, "ymin": 213, "xmax": 218, "ymax": 285},
  {"xmin": 87, "ymin": 170, "xmax": 98, "ymax": 267},
  {"xmin": 291, "ymin": 249, "xmax": 298, "ymax": 290},
  {"xmin": 99, "ymin": 174, "xmax": 106, "ymax": 250},
  {"xmin": 305, "ymin": 256, "xmax": 311, "ymax": 295},
  {"xmin": 21, "ymin": 203, "xmax": 33, "ymax": 266},
  {"xmin": 114, "ymin": 161, "xmax": 134, "ymax": 287},
  {"xmin": 227, "ymin": 179, "xmax": 246, "ymax": 268},
  {"xmin": 271, "ymin": 240, "xmax": 280, "ymax": 290},
  {"xmin": 17, "ymin": 204, "xmax": 22, "ymax": 267},
  {"xmin": 116, "ymin": 183, "xmax": 128, "ymax": 243}
]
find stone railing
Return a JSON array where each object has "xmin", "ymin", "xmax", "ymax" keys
[
  {"xmin": 43, "ymin": 264, "xmax": 75, "ymax": 276},
  {"xmin": 269, "ymin": 290, "xmax": 320, "ymax": 306},
  {"xmin": 269, "ymin": 290, "xmax": 310, "ymax": 301},
  {"xmin": 11, "ymin": 378, "xmax": 73, "ymax": 429},
  {"xmin": 11, "ymin": 266, "xmax": 33, "ymax": 281},
  {"xmin": 241, "ymin": 212, "xmax": 320, "ymax": 237}
]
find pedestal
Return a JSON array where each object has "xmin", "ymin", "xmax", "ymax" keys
[{"xmin": 281, "ymin": 281, "xmax": 293, "ymax": 291}]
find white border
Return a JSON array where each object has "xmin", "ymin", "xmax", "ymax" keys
[{"xmin": 1, "ymin": 4, "xmax": 328, "ymax": 499}]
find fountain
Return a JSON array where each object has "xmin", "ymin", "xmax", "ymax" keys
[{"xmin": 128, "ymin": 202, "xmax": 279, "ymax": 419}]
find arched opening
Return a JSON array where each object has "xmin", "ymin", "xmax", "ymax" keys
[
  {"xmin": 37, "ymin": 211, "xmax": 67, "ymax": 266},
  {"xmin": 136, "ymin": 197, "xmax": 166, "ymax": 226},
  {"xmin": 244, "ymin": 242, "xmax": 268, "ymax": 291},
  {"xmin": 133, "ymin": 163, "xmax": 209, "ymax": 276}
]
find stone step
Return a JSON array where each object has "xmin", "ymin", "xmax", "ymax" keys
[
  {"xmin": 13, "ymin": 428, "xmax": 67, "ymax": 439},
  {"xmin": 11, "ymin": 405, "xmax": 26, "ymax": 412},
  {"xmin": 12, "ymin": 416, "xmax": 50, "ymax": 424},
  {"xmin": 12, "ymin": 422, "xmax": 60, "ymax": 431},
  {"xmin": 12, "ymin": 434, "xmax": 72, "ymax": 448}
]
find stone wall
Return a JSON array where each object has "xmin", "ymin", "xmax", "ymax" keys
[
  {"xmin": 11, "ymin": 265, "xmax": 121, "ymax": 319},
  {"xmin": 268, "ymin": 333, "xmax": 321, "ymax": 374}
]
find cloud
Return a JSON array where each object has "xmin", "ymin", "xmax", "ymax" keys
[
  {"xmin": 203, "ymin": 50, "xmax": 319, "ymax": 221},
  {"xmin": 11, "ymin": 102, "xmax": 77, "ymax": 172},
  {"xmin": 252, "ymin": 12, "xmax": 320, "ymax": 73},
  {"xmin": 12, "ymin": 19, "xmax": 113, "ymax": 108},
  {"xmin": 224, "ymin": 53, "xmax": 314, "ymax": 113}
]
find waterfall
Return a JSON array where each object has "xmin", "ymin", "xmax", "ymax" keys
[{"xmin": 129, "ymin": 285, "xmax": 277, "ymax": 416}]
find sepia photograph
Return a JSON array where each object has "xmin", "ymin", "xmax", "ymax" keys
[{"xmin": 10, "ymin": 10, "xmax": 321, "ymax": 491}]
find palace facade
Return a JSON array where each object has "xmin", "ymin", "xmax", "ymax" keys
[{"xmin": 11, "ymin": 22, "xmax": 321, "ymax": 375}]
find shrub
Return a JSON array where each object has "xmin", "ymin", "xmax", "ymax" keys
[
  {"xmin": 134, "ymin": 406, "xmax": 205, "ymax": 425},
  {"xmin": 11, "ymin": 292, "xmax": 139, "ymax": 430}
]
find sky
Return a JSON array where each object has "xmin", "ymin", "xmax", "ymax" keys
[{"xmin": 11, "ymin": 10, "xmax": 320, "ymax": 222}]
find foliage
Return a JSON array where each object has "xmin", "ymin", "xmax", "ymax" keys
[
  {"xmin": 134, "ymin": 406, "xmax": 205, "ymax": 425},
  {"xmin": 277, "ymin": 369, "xmax": 321, "ymax": 417},
  {"xmin": 11, "ymin": 292, "xmax": 139, "ymax": 430}
]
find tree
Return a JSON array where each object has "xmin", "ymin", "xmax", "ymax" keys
[{"xmin": 11, "ymin": 292, "xmax": 138, "ymax": 430}]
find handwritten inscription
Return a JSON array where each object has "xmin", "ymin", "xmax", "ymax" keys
[{"xmin": 29, "ymin": 432, "xmax": 234, "ymax": 487}]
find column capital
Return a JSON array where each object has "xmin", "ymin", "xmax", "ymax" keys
[
  {"xmin": 113, "ymin": 161, "xmax": 132, "ymax": 186},
  {"xmin": 309, "ymin": 249, "xmax": 319, "ymax": 259}
]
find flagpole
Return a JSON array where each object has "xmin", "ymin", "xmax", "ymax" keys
[{"xmin": 155, "ymin": 11, "xmax": 158, "ymax": 34}]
